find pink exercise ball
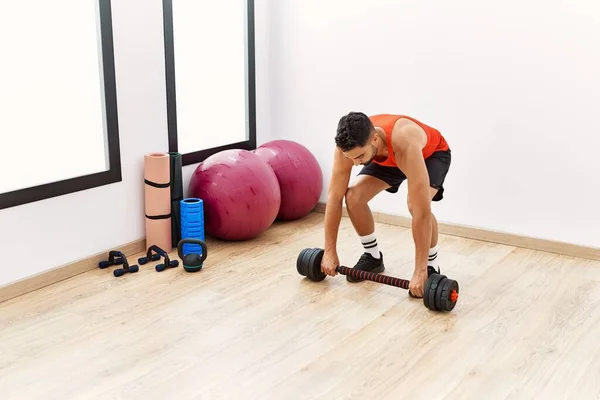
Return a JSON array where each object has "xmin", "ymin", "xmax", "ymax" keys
[
  {"xmin": 253, "ymin": 139, "xmax": 322, "ymax": 221},
  {"xmin": 188, "ymin": 149, "xmax": 281, "ymax": 240}
]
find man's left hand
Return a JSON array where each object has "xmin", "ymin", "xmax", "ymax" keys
[{"xmin": 409, "ymin": 269, "xmax": 428, "ymax": 298}]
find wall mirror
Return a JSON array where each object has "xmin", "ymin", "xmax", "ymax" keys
[
  {"xmin": 0, "ymin": 0, "xmax": 121, "ymax": 210},
  {"xmin": 163, "ymin": 0, "xmax": 256, "ymax": 165}
]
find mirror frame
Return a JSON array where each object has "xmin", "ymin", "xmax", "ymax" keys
[
  {"xmin": 163, "ymin": 0, "xmax": 256, "ymax": 166},
  {"xmin": 0, "ymin": 0, "xmax": 122, "ymax": 211}
]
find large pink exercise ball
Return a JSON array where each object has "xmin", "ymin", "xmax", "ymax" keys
[
  {"xmin": 253, "ymin": 140, "xmax": 322, "ymax": 221},
  {"xmin": 188, "ymin": 149, "xmax": 281, "ymax": 240}
]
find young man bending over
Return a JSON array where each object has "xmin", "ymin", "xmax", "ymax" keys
[{"xmin": 320, "ymin": 112, "xmax": 451, "ymax": 298}]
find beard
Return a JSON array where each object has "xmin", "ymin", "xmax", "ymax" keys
[{"xmin": 361, "ymin": 144, "xmax": 378, "ymax": 165}]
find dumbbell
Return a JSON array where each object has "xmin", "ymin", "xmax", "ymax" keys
[
  {"xmin": 296, "ymin": 248, "xmax": 459, "ymax": 312},
  {"xmin": 99, "ymin": 250, "xmax": 139, "ymax": 277},
  {"xmin": 138, "ymin": 245, "xmax": 179, "ymax": 272}
]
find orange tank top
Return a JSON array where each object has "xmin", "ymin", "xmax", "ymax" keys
[{"xmin": 369, "ymin": 114, "xmax": 449, "ymax": 167}]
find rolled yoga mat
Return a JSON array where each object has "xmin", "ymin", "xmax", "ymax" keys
[
  {"xmin": 180, "ymin": 198, "xmax": 205, "ymax": 256},
  {"xmin": 144, "ymin": 153, "xmax": 172, "ymax": 251},
  {"xmin": 169, "ymin": 152, "xmax": 183, "ymax": 248}
]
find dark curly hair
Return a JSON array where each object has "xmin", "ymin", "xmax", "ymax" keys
[{"xmin": 335, "ymin": 112, "xmax": 374, "ymax": 152}]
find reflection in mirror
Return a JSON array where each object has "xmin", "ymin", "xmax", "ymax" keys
[
  {"xmin": 0, "ymin": 0, "xmax": 111, "ymax": 194},
  {"xmin": 167, "ymin": 0, "xmax": 252, "ymax": 158}
]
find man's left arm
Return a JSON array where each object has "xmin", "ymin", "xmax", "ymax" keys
[{"xmin": 392, "ymin": 124, "xmax": 432, "ymax": 296}]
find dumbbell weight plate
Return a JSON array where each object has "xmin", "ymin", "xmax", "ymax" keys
[
  {"xmin": 307, "ymin": 248, "xmax": 326, "ymax": 282},
  {"xmin": 296, "ymin": 248, "xmax": 308, "ymax": 276},
  {"xmin": 438, "ymin": 277, "xmax": 459, "ymax": 312},
  {"xmin": 297, "ymin": 248, "xmax": 315, "ymax": 279},
  {"xmin": 424, "ymin": 273, "xmax": 446, "ymax": 311},
  {"xmin": 312, "ymin": 248, "xmax": 327, "ymax": 282},
  {"xmin": 301, "ymin": 248, "xmax": 313, "ymax": 277},
  {"xmin": 305, "ymin": 248, "xmax": 318, "ymax": 280},
  {"xmin": 306, "ymin": 248, "xmax": 318, "ymax": 280},
  {"xmin": 434, "ymin": 276, "xmax": 448, "ymax": 311}
]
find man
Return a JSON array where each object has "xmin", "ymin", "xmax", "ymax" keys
[{"xmin": 320, "ymin": 112, "xmax": 451, "ymax": 298}]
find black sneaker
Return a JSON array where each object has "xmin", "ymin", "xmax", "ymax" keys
[
  {"xmin": 427, "ymin": 265, "xmax": 440, "ymax": 277},
  {"xmin": 346, "ymin": 252, "xmax": 385, "ymax": 282}
]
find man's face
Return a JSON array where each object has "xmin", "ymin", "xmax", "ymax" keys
[{"xmin": 343, "ymin": 142, "xmax": 378, "ymax": 166}]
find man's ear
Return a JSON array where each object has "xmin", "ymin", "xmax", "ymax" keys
[{"xmin": 371, "ymin": 130, "xmax": 378, "ymax": 144}]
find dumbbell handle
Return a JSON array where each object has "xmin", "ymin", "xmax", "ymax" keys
[{"xmin": 335, "ymin": 266, "xmax": 410, "ymax": 289}]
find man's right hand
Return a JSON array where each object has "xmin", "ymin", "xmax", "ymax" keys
[
  {"xmin": 321, "ymin": 146, "xmax": 352, "ymax": 277},
  {"xmin": 321, "ymin": 250, "xmax": 340, "ymax": 276}
]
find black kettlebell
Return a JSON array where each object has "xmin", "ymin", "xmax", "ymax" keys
[{"xmin": 177, "ymin": 238, "xmax": 208, "ymax": 272}]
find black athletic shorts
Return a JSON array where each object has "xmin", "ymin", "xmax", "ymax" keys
[{"xmin": 357, "ymin": 149, "xmax": 451, "ymax": 201}]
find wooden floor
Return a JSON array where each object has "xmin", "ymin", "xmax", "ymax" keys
[{"xmin": 2, "ymin": 212, "xmax": 600, "ymax": 399}]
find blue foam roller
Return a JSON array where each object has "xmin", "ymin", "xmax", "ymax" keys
[{"xmin": 180, "ymin": 198, "xmax": 205, "ymax": 256}]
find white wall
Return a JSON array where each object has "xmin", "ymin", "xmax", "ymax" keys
[
  {"xmin": 0, "ymin": 0, "xmax": 271, "ymax": 288},
  {"xmin": 262, "ymin": 0, "xmax": 600, "ymax": 249}
]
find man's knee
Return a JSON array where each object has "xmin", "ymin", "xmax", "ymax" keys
[
  {"xmin": 345, "ymin": 176, "xmax": 389, "ymax": 209},
  {"xmin": 345, "ymin": 185, "xmax": 365, "ymax": 209}
]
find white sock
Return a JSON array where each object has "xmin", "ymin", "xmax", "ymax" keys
[
  {"xmin": 360, "ymin": 232, "xmax": 380, "ymax": 259},
  {"xmin": 428, "ymin": 245, "xmax": 439, "ymax": 268}
]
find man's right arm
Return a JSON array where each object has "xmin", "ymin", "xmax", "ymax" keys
[{"xmin": 323, "ymin": 147, "xmax": 353, "ymax": 254}]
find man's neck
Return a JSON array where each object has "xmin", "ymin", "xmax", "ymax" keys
[{"xmin": 375, "ymin": 128, "xmax": 389, "ymax": 159}]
